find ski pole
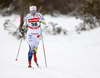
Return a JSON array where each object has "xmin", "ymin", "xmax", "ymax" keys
[
  {"xmin": 15, "ymin": 37, "xmax": 23, "ymax": 61},
  {"xmin": 39, "ymin": 22, "xmax": 47, "ymax": 68}
]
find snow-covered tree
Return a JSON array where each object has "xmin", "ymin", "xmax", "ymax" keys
[{"xmin": 81, "ymin": 0, "xmax": 100, "ymax": 30}]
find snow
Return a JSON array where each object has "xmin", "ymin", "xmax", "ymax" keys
[
  {"xmin": 44, "ymin": 15, "xmax": 83, "ymax": 34},
  {"xmin": 0, "ymin": 14, "xmax": 100, "ymax": 78}
]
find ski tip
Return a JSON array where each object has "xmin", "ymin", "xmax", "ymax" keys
[{"xmin": 15, "ymin": 59, "xmax": 17, "ymax": 61}]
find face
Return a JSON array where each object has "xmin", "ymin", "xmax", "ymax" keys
[{"xmin": 30, "ymin": 10, "xmax": 36, "ymax": 16}]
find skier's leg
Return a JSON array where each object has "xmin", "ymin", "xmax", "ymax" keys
[
  {"xmin": 28, "ymin": 43, "xmax": 35, "ymax": 67},
  {"xmin": 27, "ymin": 34, "xmax": 35, "ymax": 67},
  {"xmin": 33, "ymin": 47, "xmax": 38, "ymax": 62},
  {"xmin": 33, "ymin": 35, "xmax": 40, "ymax": 62},
  {"xmin": 28, "ymin": 45, "xmax": 33, "ymax": 67},
  {"xmin": 33, "ymin": 52, "xmax": 37, "ymax": 61}
]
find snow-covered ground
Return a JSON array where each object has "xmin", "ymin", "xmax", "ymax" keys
[{"xmin": 0, "ymin": 14, "xmax": 100, "ymax": 78}]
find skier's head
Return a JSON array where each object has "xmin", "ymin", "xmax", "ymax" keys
[{"xmin": 30, "ymin": 5, "xmax": 37, "ymax": 16}]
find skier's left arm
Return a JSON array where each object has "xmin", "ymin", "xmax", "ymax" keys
[
  {"xmin": 39, "ymin": 13, "xmax": 46, "ymax": 25},
  {"xmin": 42, "ymin": 17, "xmax": 46, "ymax": 25}
]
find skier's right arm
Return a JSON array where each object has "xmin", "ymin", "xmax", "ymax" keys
[{"xmin": 21, "ymin": 16, "xmax": 28, "ymax": 36}]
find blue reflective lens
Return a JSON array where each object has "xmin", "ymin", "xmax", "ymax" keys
[{"xmin": 31, "ymin": 11, "xmax": 36, "ymax": 13}]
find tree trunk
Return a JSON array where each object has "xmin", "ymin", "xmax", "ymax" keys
[{"xmin": 19, "ymin": 0, "xmax": 24, "ymax": 31}]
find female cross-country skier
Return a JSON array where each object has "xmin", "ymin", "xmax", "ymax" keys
[{"xmin": 21, "ymin": 5, "xmax": 46, "ymax": 68}]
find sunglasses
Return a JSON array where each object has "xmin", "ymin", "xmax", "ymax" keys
[{"xmin": 31, "ymin": 11, "xmax": 36, "ymax": 14}]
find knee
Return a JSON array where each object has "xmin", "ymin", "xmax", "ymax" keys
[{"xmin": 33, "ymin": 47, "xmax": 37, "ymax": 53}]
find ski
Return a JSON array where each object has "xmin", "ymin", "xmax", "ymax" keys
[{"xmin": 35, "ymin": 61, "xmax": 39, "ymax": 68}]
